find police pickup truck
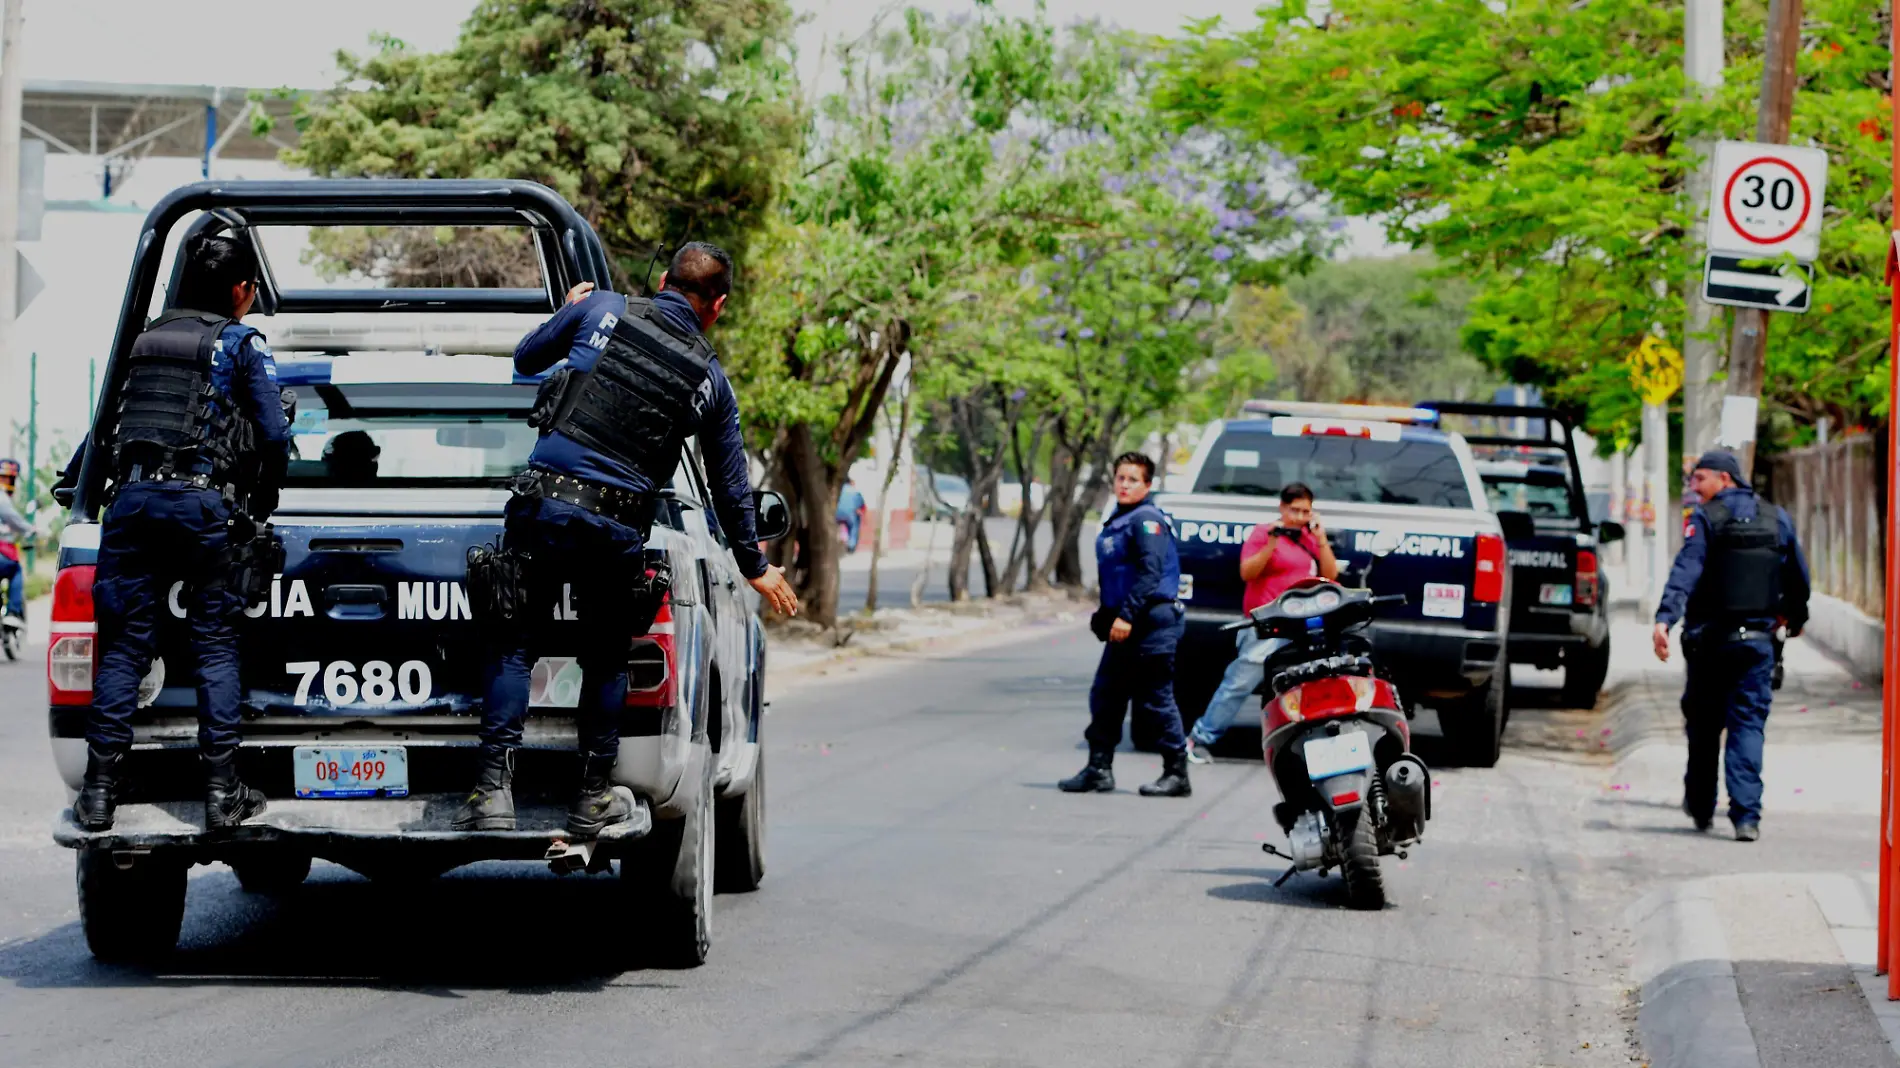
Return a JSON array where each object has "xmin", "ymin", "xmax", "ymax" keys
[
  {"xmin": 1159, "ymin": 401, "xmax": 1524, "ymax": 767},
  {"xmin": 48, "ymin": 180, "xmax": 784, "ymax": 967},
  {"xmin": 1420, "ymin": 402, "xmax": 1624, "ymax": 708}
]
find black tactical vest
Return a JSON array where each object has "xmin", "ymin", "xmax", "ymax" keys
[
  {"xmin": 535, "ymin": 298, "xmax": 714, "ymax": 486},
  {"xmin": 1688, "ymin": 495, "xmax": 1783, "ymax": 623},
  {"xmin": 112, "ymin": 311, "xmax": 252, "ymax": 484}
]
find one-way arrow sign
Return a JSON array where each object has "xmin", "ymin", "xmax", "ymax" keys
[{"xmin": 1701, "ymin": 254, "xmax": 1813, "ymax": 313}]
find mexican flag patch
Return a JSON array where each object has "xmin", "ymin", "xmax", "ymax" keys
[{"xmin": 1141, "ymin": 521, "xmax": 1162, "ymax": 535}]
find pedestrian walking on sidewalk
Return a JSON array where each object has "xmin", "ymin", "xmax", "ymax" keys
[
  {"xmin": 1185, "ymin": 482, "xmax": 1338, "ymax": 764},
  {"xmin": 1059, "ymin": 452, "xmax": 1191, "ymax": 797},
  {"xmin": 1652, "ymin": 450, "xmax": 1810, "ymax": 842}
]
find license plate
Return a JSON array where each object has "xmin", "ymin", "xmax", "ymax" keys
[
  {"xmin": 1539, "ymin": 583, "xmax": 1574, "ymax": 606},
  {"xmin": 1303, "ymin": 731, "xmax": 1371, "ymax": 779},
  {"xmin": 293, "ymin": 746, "xmax": 409, "ymax": 799},
  {"xmin": 1421, "ymin": 582, "xmax": 1466, "ymax": 619}
]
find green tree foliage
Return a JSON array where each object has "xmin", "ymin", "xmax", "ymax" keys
[
  {"xmin": 1157, "ymin": 0, "xmax": 1894, "ymax": 443},
  {"xmin": 1286, "ymin": 255, "xmax": 1491, "ymax": 403},
  {"xmin": 283, "ymin": 0, "xmax": 802, "ymax": 283}
]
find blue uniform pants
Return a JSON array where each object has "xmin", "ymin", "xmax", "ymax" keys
[
  {"xmin": 1681, "ymin": 635, "xmax": 1776, "ymax": 826},
  {"xmin": 1086, "ymin": 606, "xmax": 1187, "ymax": 756},
  {"xmin": 0, "ymin": 553, "xmax": 24, "ymax": 616},
  {"xmin": 91, "ymin": 484, "xmax": 243, "ymax": 753},
  {"xmin": 480, "ymin": 495, "xmax": 646, "ymax": 757}
]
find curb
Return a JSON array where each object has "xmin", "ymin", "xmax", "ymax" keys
[
  {"xmin": 1627, "ymin": 879, "xmax": 1763, "ymax": 1068},
  {"xmin": 768, "ymin": 595, "xmax": 1088, "ymax": 686}
]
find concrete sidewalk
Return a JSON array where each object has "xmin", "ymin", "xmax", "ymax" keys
[{"xmin": 1605, "ymin": 616, "xmax": 1898, "ymax": 1067}]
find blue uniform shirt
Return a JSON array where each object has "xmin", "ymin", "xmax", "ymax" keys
[
  {"xmin": 513, "ymin": 289, "xmax": 767, "ymax": 579},
  {"xmin": 1656, "ymin": 486, "xmax": 1811, "ymax": 634},
  {"xmin": 1096, "ymin": 499, "xmax": 1182, "ymax": 622},
  {"xmin": 195, "ymin": 320, "xmax": 290, "ymax": 474}
]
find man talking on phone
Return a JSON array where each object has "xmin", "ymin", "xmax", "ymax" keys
[{"xmin": 1186, "ymin": 482, "xmax": 1338, "ymax": 763}]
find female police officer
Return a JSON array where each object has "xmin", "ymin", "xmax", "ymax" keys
[
  {"xmin": 75, "ymin": 234, "xmax": 291, "ymax": 831},
  {"xmin": 1059, "ymin": 451, "xmax": 1191, "ymax": 798}
]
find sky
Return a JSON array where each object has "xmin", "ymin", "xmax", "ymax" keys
[{"xmin": 10, "ymin": 0, "xmax": 1390, "ymax": 455}]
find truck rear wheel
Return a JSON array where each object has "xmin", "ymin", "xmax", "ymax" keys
[
  {"xmin": 714, "ymin": 749, "xmax": 766, "ymax": 894},
  {"xmin": 622, "ymin": 750, "xmax": 715, "ymax": 967},
  {"xmin": 1560, "ymin": 637, "xmax": 1611, "ymax": 708},
  {"xmin": 77, "ymin": 847, "xmax": 187, "ymax": 963},
  {"xmin": 1441, "ymin": 659, "xmax": 1508, "ymax": 768}
]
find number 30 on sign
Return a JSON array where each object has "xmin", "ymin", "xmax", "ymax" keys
[{"xmin": 1705, "ymin": 141, "xmax": 1828, "ymax": 262}]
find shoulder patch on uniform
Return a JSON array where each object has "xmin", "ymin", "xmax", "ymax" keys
[
  {"xmin": 1683, "ymin": 520, "xmax": 1695, "ymax": 538},
  {"xmin": 1141, "ymin": 520, "xmax": 1161, "ymax": 535}
]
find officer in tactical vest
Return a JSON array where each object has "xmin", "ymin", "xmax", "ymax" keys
[
  {"xmin": 75, "ymin": 234, "xmax": 292, "ymax": 831},
  {"xmin": 1653, "ymin": 449, "xmax": 1810, "ymax": 842},
  {"xmin": 1060, "ymin": 451, "xmax": 1192, "ymax": 798},
  {"xmin": 455, "ymin": 242, "xmax": 799, "ymax": 836}
]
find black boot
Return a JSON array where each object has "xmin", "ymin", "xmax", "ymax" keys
[
  {"xmin": 567, "ymin": 751, "xmax": 633, "ymax": 838},
  {"xmin": 204, "ymin": 749, "xmax": 268, "ymax": 829},
  {"xmin": 1058, "ymin": 751, "xmax": 1116, "ymax": 793},
  {"xmin": 452, "ymin": 746, "xmax": 516, "ymax": 831},
  {"xmin": 74, "ymin": 747, "xmax": 126, "ymax": 831},
  {"xmin": 1139, "ymin": 751, "xmax": 1192, "ymax": 798}
]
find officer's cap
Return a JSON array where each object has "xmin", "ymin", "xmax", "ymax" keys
[{"xmin": 1692, "ymin": 449, "xmax": 1748, "ymax": 489}]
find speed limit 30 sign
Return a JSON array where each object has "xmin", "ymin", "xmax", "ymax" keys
[{"xmin": 1705, "ymin": 140, "xmax": 1828, "ymax": 261}]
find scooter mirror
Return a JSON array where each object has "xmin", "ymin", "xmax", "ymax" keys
[{"xmin": 1368, "ymin": 530, "xmax": 1404, "ymax": 558}]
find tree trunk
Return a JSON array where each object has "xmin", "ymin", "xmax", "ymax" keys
[
  {"xmin": 1001, "ymin": 416, "xmax": 1049, "ymax": 592},
  {"xmin": 864, "ymin": 377, "xmax": 913, "ymax": 615},
  {"xmin": 780, "ymin": 422, "xmax": 843, "ymax": 628},
  {"xmin": 946, "ymin": 508, "xmax": 980, "ymax": 602},
  {"xmin": 975, "ymin": 519, "xmax": 1000, "ymax": 597}
]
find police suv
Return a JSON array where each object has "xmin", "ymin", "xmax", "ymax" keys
[
  {"xmin": 1159, "ymin": 401, "xmax": 1522, "ymax": 767},
  {"xmin": 49, "ymin": 180, "xmax": 782, "ymax": 966}
]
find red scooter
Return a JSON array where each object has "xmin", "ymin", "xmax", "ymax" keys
[{"xmin": 1225, "ymin": 540, "xmax": 1432, "ymax": 909}]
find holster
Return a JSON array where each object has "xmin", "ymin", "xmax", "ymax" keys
[
  {"xmin": 626, "ymin": 549, "xmax": 674, "ymax": 637},
  {"xmin": 228, "ymin": 520, "xmax": 285, "ymax": 605},
  {"xmin": 466, "ymin": 537, "xmax": 533, "ymax": 624}
]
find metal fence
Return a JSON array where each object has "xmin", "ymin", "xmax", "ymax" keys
[{"xmin": 1766, "ymin": 435, "xmax": 1884, "ymax": 617}]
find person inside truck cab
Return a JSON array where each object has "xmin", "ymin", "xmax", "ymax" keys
[
  {"xmin": 321, "ymin": 430, "xmax": 381, "ymax": 484},
  {"xmin": 75, "ymin": 234, "xmax": 292, "ymax": 832},
  {"xmin": 455, "ymin": 242, "xmax": 799, "ymax": 837},
  {"xmin": 1185, "ymin": 482, "xmax": 1339, "ymax": 764}
]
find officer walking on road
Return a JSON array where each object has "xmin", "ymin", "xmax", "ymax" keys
[
  {"xmin": 455, "ymin": 242, "xmax": 799, "ymax": 836},
  {"xmin": 75, "ymin": 234, "xmax": 292, "ymax": 831},
  {"xmin": 1653, "ymin": 449, "xmax": 1810, "ymax": 842},
  {"xmin": 1059, "ymin": 452, "xmax": 1191, "ymax": 798}
]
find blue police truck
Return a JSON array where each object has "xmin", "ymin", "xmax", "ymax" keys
[
  {"xmin": 48, "ymin": 181, "xmax": 786, "ymax": 966},
  {"xmin": 1156, "ymin": 401, "xmax": 1523, "ymax": 767}
]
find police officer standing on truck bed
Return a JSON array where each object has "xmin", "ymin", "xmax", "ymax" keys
[
  {"xmin": 1653, "ymin": 449, "xmax": 1810, "ymax": 842},
  {"xmin": 455, "ymin": 242, "xmax": 799, "ymax": 836},
  {"xmin": 75, "ymin": 234, "xmax": 292, "ymax": 832},
  {"xmin": 1059, "ymin": 451, "xmax": 1192, "ymax": 798}
]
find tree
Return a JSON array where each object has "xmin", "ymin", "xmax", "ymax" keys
[
  {"xmin": 1157, "ymin": 0, "xmax": 1894, "ymax": 446},
  {"xmin": 282, "ymin": 0, "xmax": 803, "ymax": 283},
  {"xmin": 1286, "ymin": 255, "xmax": 1491, "ymax": 404}
]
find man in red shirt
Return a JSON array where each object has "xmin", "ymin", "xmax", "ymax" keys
[{"xmin": 1186, "ymin": 482, "xmax": 1339, "ymax": 763}]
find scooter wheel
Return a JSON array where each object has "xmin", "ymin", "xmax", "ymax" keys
[{"xmin": 1339, "ymin": 810, "xmax": 1386, "ymax": 910}]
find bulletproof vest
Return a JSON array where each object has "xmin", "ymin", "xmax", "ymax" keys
[
  {"xmin": 1688, "ymin": 495, "xmax": 1782, "ymax": 622},
  {"xmin": 539, "ymin": 298, "xmax": 714, "ymax": 486},
  {"xmin": 1096, "ymin": 501, "xmax": 1182, "ymax": 610},
  {"xmin": 112, "ymin": 312, "xmax": 253, "ymax": 484}
]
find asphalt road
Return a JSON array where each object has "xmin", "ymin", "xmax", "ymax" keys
[{"xmin": 0, "ymin": 619, "xmax": 1867, "ymax": 1067}]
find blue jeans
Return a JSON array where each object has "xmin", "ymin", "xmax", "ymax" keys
[
  {"xmin": 480, "ymin": 495, "xmax": 646, "ymax": 757},
  {"xmin": 90, "ymin": 484, "xmax": 242, "ymax": 753},
  {"xmin": 0, "ymin": 553, "xmax": 23, "ymax": 616},
  {"xmin": 838, "ymin": 513, "xmax": 861, "ymax": 552},
  {"xmin": 1681, "ymin": 635, "xmax": 1776, "ymax": 825},
  {"xmin": 1190, "ymin": 630, "xmax": 1286, "ymax": 746}
]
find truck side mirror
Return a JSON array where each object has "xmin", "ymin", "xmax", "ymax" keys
[
  {"xmin": 753, "ymin": 489, "xmax": 792, "ymax": 542},
  {"xmin": 1597, "ymin": 520, "xmax": 1626, "ymax": 545},
  {"xmin": 1496, "ymin": 510, "xmax": 1535, "ymax": 541}
]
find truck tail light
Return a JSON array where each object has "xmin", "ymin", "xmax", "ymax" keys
[
  {"xmin": 1575, "ymin": 549, "xmax": 1599, "ymax": 607},
  {"xmin": 624, "ymin": 594, "xmax": 677, "ymax": 708},
  {"xmin": 1473, "ymin": 533, "xmax": 1505, "ymax": 604},
  {"xmin": 49, "ymin": 566, "xmax": 98, "ymax": 706}
]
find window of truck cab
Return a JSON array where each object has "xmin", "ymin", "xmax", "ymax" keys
[{"xmin": 1194, "ymin": 428, "xmax": 1473, "ymax": 509}]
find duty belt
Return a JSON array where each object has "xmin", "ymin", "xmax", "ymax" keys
[
  {"xmin": 516, "ymin": 469, "xmax": 652, "ymax": 528},
  {"xmin": 118, "ymin": 464, "xmax": 215, "ymax": 490}
]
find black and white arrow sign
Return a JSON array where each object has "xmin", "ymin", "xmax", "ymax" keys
[{"xmin": 1701, "ymin": 254, "xmax": 1813, "ymax": 313}]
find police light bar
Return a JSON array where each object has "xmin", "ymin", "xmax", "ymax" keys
[
  {"xmin": 1241, "ymin": 399, "xmax": 1440, "ymax": 425},
  {"xmin": 1269, "ymin": 416, "xmax": 1402, "ymax": 441}
]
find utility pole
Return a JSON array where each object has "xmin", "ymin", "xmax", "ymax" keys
[
  {"xmin": 1723, "ymin": 0, "xmax": 1805, "ymax": 480},
  {"xmin": 1680, "ymin": 0, "xmax": 1725, "ymax": 457},
  {"xmin": 0, "ymin": 0, "xmax": 23, "ymax": 442}
]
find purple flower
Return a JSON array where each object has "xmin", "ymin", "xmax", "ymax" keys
[
  {"xmin": 1102, "ymin": 175, "xmax": 1126, "ymax": 194},
  {"xmin": 1327, "ymin": 219, "xmax": 1349, "ymax": 232},
  {"xmin": 1009, "ymin": 388, "xmax": 1028, "ymax": 402},
  {"xmin": 1146, "ymin": 239, "xmax": 1159, "ymax": 248},
  {"xmin": 1079, "ymin": 327, "xmax": 1096, "ymax": 339},
  {"xmin": 1235, "ymin": 57, "xmax": 1258, "ymax": 68},
  {"xmin": 1210, "ymin": 245, "xmax": 1234, "ymax": 262},
  {"xmin": 1244, "ymin": 181, "xmax": 1262, "ymax": 198},
  {"xmin": 1053, "ymin": 254, "xmax": 1066, "ymax": 264}
]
